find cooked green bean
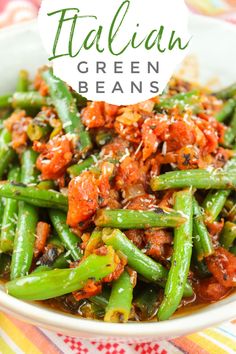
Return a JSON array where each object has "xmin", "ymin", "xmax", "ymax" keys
[
  {"xmin": 27, "ymin": 116, "xmax": 52, "ymax": 141},
  {"xmin": 215, "ymin": 98, "xmax": 236, "ymax": 122},
  {"xmin": 43, "ymin": 69, "xmax": 92, "ymax": 153},
  {"xmin": 215, "ymin": 83, "xmax": 236, "ymax": 99},
  {"xmin": 102, "ymin": 228, "xmax": 193, "ymax": 297},
  {"xmin": 95, "ymin": 209, "xmax": 186, "ymax": 229},
  {"xmin": 12, "ymin": 92, "xmax": 51, "ymax": 110},
  {"xmin": 10, "ymin": 149, "xmax": 39, "ymax": 280},
  {"xmin": 104, "ymin": 271, "xmax": 133, "ymax": 323},
  {"xmin": 0, "ymin": 166, "xmax": 20, "ymax": 253},
  {"xmin": 84, "ymin": 228, "xmax": 102, "ymax": 257},
  {"xmin": 203, "ymin": 190, "xmax": 231, "ymax": 223},
  {"xmin": 49, "ymin": 209, "xmax": 82, "ymax": 261},
  {"xmin": 230, "ymin": 245, "xmax": 236, "ymax": 256},
  {"xmin": 220, "ymin": 221, "xmax": 236, "ymax": 250},
  {"xmin": 6, "ymin": 247, "xmax": 117, "ymax": 300},
  {"xmin": 155, "ymin": 90, "xmax": 200, "ymax": 112},
  {"xmin": 16, "ymin": 70, "xmax": 29, "ymax": 93},
  {"xmin": 223, "ymin": 127, "xmax": 235, "ymax": 146},
  {"xmin": 151, "ymin": 169, "xmax": 236, "ymax": 191},
  {"xmin": 37, "ymin": 180, "xmax": 56, "ymax": 190},
  {"xmin": 0, "ymin": 129, "xmax": 16, "ymax": 179},
  {"xmin": 67, "ymin": 154, "xmax": 99, "ymax": 177},
  {"xmin": 158, "ymin": 189, "xmax": 193, "ymax": 321},
  {"xmin": 0, "ymin": 94, "xmax": 12, "ymax": 108},
  {"xmin": 230, "ymin": 108, "xmax": 236, "ymax": 134},
  {"xmin": 193, "ymin": 198, "xmax": 214, "ymax": 260},
  {"xmin": 0, "ymin": 183, "xmax": 68, "ymax": 211}
]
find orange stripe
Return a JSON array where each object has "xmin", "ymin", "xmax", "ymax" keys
[
  {"xmin": 5, "ymin": 314, "xmax": 61, "ymax": 354},
  {"xmin": 170, "ymin": 336, "xmax": 209, "ymax": 354},
  {"xmin": 186, "ymin": 333, "xmax": 228, "ymax": 354}
]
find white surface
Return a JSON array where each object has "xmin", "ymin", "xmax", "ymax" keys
[{"xmin": 0, "ymin": 15, "xmax": 236, "ymax": 340}]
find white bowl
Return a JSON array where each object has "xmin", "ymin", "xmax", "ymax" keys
[{"xmin": 0, "ymin": 15, "xmax": 236, "ymax": 341}]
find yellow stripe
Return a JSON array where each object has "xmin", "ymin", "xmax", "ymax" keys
[
  {"xmin": 0, "ymin": 337, "xmax": 16, "ymax": 354},
  {"xmin": 0, "ymin": 313, "xmax": 42, "ymax": 354},
  {"xmin": 186, "ymin": 333, "xmax": 229, "ymax": 354},
  {"xmin": 203, "ymin": 328, "xmax": 236, "ymax": 352}
]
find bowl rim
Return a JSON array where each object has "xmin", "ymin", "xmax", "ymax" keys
[
  {"xmin": 1, "ymin": 289, "xmax": 236, "ymax": 338},
  {"xmin": 0, "ymin": 14, "xmax": 236, "ymax": 338}
]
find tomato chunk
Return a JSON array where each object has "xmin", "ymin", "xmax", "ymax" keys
[
  {"xmin": 144, "ymin": 229, "xmax": 172, "ymax": 260},
  {"xmin": 197, "ymin": 277, "xmax": 230, "ymax": 302},
  {"xmin": 33, "ymin": 135, "xmax": 73, "ymax": 180},
  {"xmin": 4, "ymin": 110, "xmax": 31, "ymax": 153},
  {"xmin": 67, "ymin": 163, "xmax": 113, "ymax": 227},
  {"xmin": 206, "ymin": 247, "xmax": 236, "ymax": 288},
  {"xmin": 141, "ymin": 116, "xmax": 168, "ymax": 160},
  {"xmin": 67, "ymin": 171, "xmax": 99, "ymax": 227},
  {"xmin": 34, "ymin": 222, "xmax": 51, "ymax": 258}
]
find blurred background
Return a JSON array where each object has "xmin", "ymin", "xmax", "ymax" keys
[{"xmin": 0, "ymin": 0, "xmax": 236, "ymax": 29}]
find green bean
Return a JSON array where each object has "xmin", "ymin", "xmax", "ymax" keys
[
  {"xmin": 27, "ymin": 119, "xmax": 52, "ymax": 141},
  {"xmin": 155, "ymin": 90, "xmax": 200, "ymax": 112},
  {"xmin": 0, "ymin": 183, "xmax": 68, "ymax": 211},
  {"xmin": 10, "ymin": 149, "xmax": 39, "ymax": 280},
  {"xmin": 10, "ymin": 203, "xmax": 38, "ymax": 280},
  {"xmin": 158, "ymin": 189, "xmax": 193, "ymax": 321},
  {"xmin": 202, "ymin": 156, "xmax": 236, "ymax": 222},
  {"xmin": 21, "ymin": 149, "xmax": 39, "ymax": 184},
  {"xmin": 0, "ymin": 198, "xmax": 5, "ymax": 230},
  {"xmin": 220, "ymin": 221, "xmax": 236, "ymax": 250},
  {"xmin": 0, "ymin": 94, "xmax": 12, "ymax": 108},
  {"xmin": 223, "ymin": 127, "xmax": 235, "ymax": 147},
  {"xmin": 230, "ymin": 108, "xmax": 236, "ymax": 134},
  {"xmin": 0, "ymin": 129, "xmax": 16, "ymax": 179},
  {"xmin": 33, "ymin": 252, "xmax": 110, "ymax": 310},
  {"xmin": 134, "ymin": 284, "xmax": 159, "ymax": 320},
  {"xmin": 16, "ymin": 70, "xmax": 29, "ymax": 93},
  {"xmin": 215, "ymin": 98, "xmax": 236, "ymax": 122},
  {"xmin": 49, "ymin": 209, "xmax": 82, "ymax": 261},
  {"xmin": 230, "ymin": 245, "xmax": 236, "ymax": 256},
  {"xmin": 67, "ymin": 154, "xmax": 99, "ymax": 177},
  {"xmin": 215, "ymin": 83, "xmax": 236, "ymax": 99},
  {"xmin": 43, "ymin": 69, "xmax": 92, "ymax": 154},
  {"xmin": 102, "ymin": 228, "xmax": 193, "ymax": 297},
  {"xmin": 102, "ymin": 228, "xmax": 167, "ymax": 283},
  {"xmin": 84, "ymin": 228, "xmax": 102, "ymax": 257},
  {"xmin": 104, "ymin": 271, "xmax": 133, "ymax": 323},
  {"xmin": 12, "ymin": 92, "xmax": 51, "ymax": 110},
  {"xmin": 37, "ymin": 180, "xmax": 56, "ymax": 190},
  {"xmin": 203, "ymin": 190, "xmax": 231, "ymax": 223},
  {"xmin": 95, "ymin": 209, "xmax": 186, "ymax": 229},
  {"xmin": 150, "ymin": 169, "xmax": 236, "ymax": 191},
  {"xmin": 0, "ymin": 166, "xmax": 20, "ymax": 253},
  {"xmin": 6, "ymin": 247, "xmax": 117, "ymax": 300},
  {"xmin": 193, "ymin": 198, "xmax": 214, "ymax": 260}
]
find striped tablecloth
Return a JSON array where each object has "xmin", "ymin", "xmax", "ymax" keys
[
  {"xmin": 1, "ymin": 1, "xmax": 236, "ymax": 353},
  {"xmin": 1, "ymin": 312, "xmax": 236, "ymax": 354}
]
